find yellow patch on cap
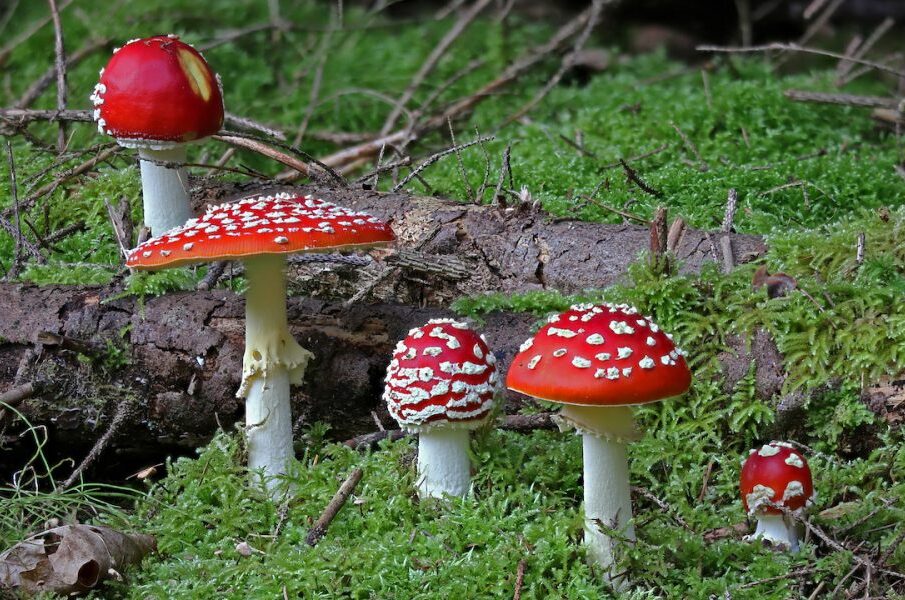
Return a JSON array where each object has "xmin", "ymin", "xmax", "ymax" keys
[{"xmin": 177, "ymin": 49, "xmax": 212, "ymax": 102}]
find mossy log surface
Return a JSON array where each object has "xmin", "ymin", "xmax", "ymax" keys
[{"xmin": 1, "ymin": 189, "xmax": 771, "ymax": 454}]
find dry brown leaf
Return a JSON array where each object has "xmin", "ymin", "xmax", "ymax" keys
[{"xmin": 0, "ymin": 524, "xmax": 155, "ymax": 595}]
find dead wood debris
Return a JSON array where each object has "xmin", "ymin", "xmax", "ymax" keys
[{"xmin": 305, "ymin": 468, "xmax": 364, "ymax": 546}]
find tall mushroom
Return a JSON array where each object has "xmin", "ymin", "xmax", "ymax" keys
[
  {"xmin": 91, "ymin": 35, "xmax": 224, "ymax": 235},
  {"xmin": 506, "ymin": 303, "xmax": 691, "ymax": 583},
  {"xmin": 383, "ymin": 319, "xmax": 498, "ymax": 498},
  {"xmin": 740, "ymin": 441, "xmax": 815, "ymax": 551},
  {"xmin": 126, "ymin": 191, "xmax": 395, "ymax": 488}
]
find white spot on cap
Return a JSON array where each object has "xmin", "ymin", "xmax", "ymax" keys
[
  {"xmin": 746, "ymin": 484, "xmax": 776, "ymax": 513},
  {"xmin": 547, "ymin": 327, "xmax": 578, "ymax": 338},
  {"xmin": 783, "ymin": 481, "xmax": 805, "ymax": 500},
  {"xmin": 274, "ymin": 236, "xmax": 289, "ymax": 244},
  {"xmin": 609, "ymin": 321, "xmax": 635, "ymax": 335},
  {"xmin": 519, "ymin": 338, "xmax": 533, "ymax": 352},
  {"xmin": 160, "ymin": 250, "xmax": 171, "ymax": 257},
  {"xmin": 622, "ymin": 367, "xmax": 632, "ymax": 377},
  {"xmin": 572, "ymin": 357, "xmax": 591, "ymax": 368},
  {"xmin": 527, "ymin": 355, "xmax": 541, "ymax": 369},
  {"xmin": 183, "ymin": 243, "xmax": 194, "ymax": 251},
  {"xmin": 646, "ymin": 336, "xmax": 656, "ymax": 346},
  {"xmin": 638, "ymin": 356, "xmax": 655, "ymax": 369},
  {"xmin": 617, "ymin": 347, "xmax": 632, "ymax": 359},
  {"xmin": 785, "ymin": 453, "xmax": 805, "ymax": 468},
  {"xmin": 552, "ymin": 349, "xmax": 567, "ymax": 358},
  {"xmin": 758, "ymin": 444, "xmax": 781, "ymax": 457},
  {"xmin": 595, "ymin": 352, "xmax": 611, "ymax": 361},
  {"xmin": 586, "ymin": 333, "xmax": 605, "ymax": 345},
  {"xmin": 606, "ymin": 367, "xmax": 620, "ymax": 380},
  {"xmin": 423, "ymin": 347, "xmax": 442, "ymax": 357},
  {"xmin": 473, "ymin": 344, "xmax": 483, "ymax": 359},
  {"xmin": 594, "ymin": 369, "xmax": 606, "ymax": 379}
]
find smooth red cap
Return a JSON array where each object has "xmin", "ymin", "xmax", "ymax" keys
[
  {"xmin": 126, "ymin": 191, "xmax": 395, "ymax": 269},
  {"xmin": 740, "ymin": 441, "xmax": 815, "ymax": 515},
  {"xmin": 505, "ymin": 303, "xmax": 691, "ymax": 406},
  {"xmin": 91, "ymin": 35, "xmax": 224, "ymax": 144},
  {"xmin": 383, "ymin": 320, "xmax": 498, "ymax": 430}
]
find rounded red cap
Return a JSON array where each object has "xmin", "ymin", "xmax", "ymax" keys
[
  {"xmin": 383, "ymin": 319, "xmax": 498, "ymax": 430},
  {"xmin": 740, "ymin": 441, "xmax": 815, "ymax": 515},
  {"xmin": 505, "ymin": 303, "xmax": 691, "ymax": 406},
  {"xmin": 126, "ymin": 191, "xmax": 395, "ymax": 269},
  {"xmin": 91, "ymin": 35, "xmax": 224, "ymax": 146}
]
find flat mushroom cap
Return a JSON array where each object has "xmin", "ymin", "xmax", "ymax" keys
[
  {"xmin": 126, "ymin": 191, "xmax": 395, "ymax": 269},
  {"xmin": 91, "ymin": 34, "xmax": 224, "ymax": 146},
  {"xmin": 741, "ymin": 441, "xmax": 815, "ymax": 515},
  {"xmin": 506, "ymin": 303, "xmax": 691, "ymax": 406},
  {"xmin": 383, "ymin": 319, "xmax": 498, "ymax": 431}
]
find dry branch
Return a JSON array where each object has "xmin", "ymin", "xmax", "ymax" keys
[{"xmin": 305, "ymin": 468, "xmax": 364, "ymax": 546}]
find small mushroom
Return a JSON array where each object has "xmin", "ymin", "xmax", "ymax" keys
[
  {"xmin": 127, "ymin": 192, "xmax": 395, "ymax": 490},
  {"xmin": 740, "ymin": 441, "xmax": 815, "ymax": 551},
  {"xmin": 91, "ymin": 35, "xmax": 224, "ymax": 235},
  {"xmin": 506, "ymin": 303, "xmax": 691, "ymax": 584},
  {"xmin": 383, "ymin": 319, "xmax": 498, "ymax": 498}
]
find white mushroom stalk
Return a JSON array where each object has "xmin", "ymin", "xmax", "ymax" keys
[
  {"xmin": 241, "ymin": 254, "xmax": 313, "ymax": 487},
  {"xmin": 137, "ymin": 145, "xmax": 193, "ymax": 235},
  {"xmin": 383, "ymin": 319, "xmax": 498, "ymax": 499},
  {"xmin": 749, "ymin": 512, "xmax": 799, "ymax": 551}
]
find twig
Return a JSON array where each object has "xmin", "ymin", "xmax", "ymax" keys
[
  {"xmin": 46, "ymin": 0, "xmax": 67, "ymax": 152},
  {"xmin": 619, "ymin": 158, "xmax": 662, "ymax": 198},
  {"xmin": 391, "ymin": 135, "xmax": 493, "ymax": 193},
  {"xmin": 783, "ymin": 89, "xmax": 900, "ymax": 109},
  {"xmin": 292, "ymin": 11, "xmax": 336, "ymax": 146},
  {"xmin": 197, "ymin": 261, "xmax": 228, "ymax": 291},
  {"xmin": 670, "ymin": 121, "xmax": 708, "ymax": 171},
  {"xmin": 493, "ymin": 144, "xmax": 512, "ymax": 207},
  {"xmin": 500, "ymin": 0, "xmax": 608, "ymax": 128},
  {"xmin": 720, "ymin": 235, "xmax": 735, "ymax": 273},
  {"xmin": 731, "ymin": 0, "xmax": 752, "ymax": 47},
  {"xmin": 738, "ymin": 567, "xmax": 819, "ymax": 589},
  {"xmin": 794, "ymin": 0, "xmax": 845, "ymax": 49},
  {"xmin": 600, "ymin": 143, "xmax": 669, "ymax": 169},
  {"xmin": 0, "ymin": 381, "xmax": 41, "ymax": 406},
  {"xmin": 837, "ymin": 17, "xmax": 894, "ymax": 83},
  {"xmin": 722, "ymin": 188, "xmax": 738, "ymax": 233},
  {"xmin": 835, "ymin": 34, "xmax": 863, "ymax": 79},
  {"xmin": 14, "ymin": 37, "xmax": 109, "ymax": 109},
  {"xmin": 0, "ymin": 0, "xmax": 73, "ymax": 67},
  {"xmin": 224, "ymin": 113, "xmax": 286, "ymax": 141},
  {"xmin": 380, "ymin": 0, "xmax": 494, "ymax": 135},
  {"xmin": 697, "ymin": 43, "xmax": 905, "ymax": 80},
  {"xmin": 581, "ymin": 194, "xmax": 648, "ymax": 224},
  {"xmin": 666, "ymin": 217, "xmax": 686, "ymax": 253},
  {"xmin": 513, "ymin": 559, "xmax": 527, "ymax": 600},
  {"xmin": 448, "ymin": 119, "xmax": 475, "ymax": 200},
  {"xmin": 630, "ymin": 485, "xmax": 693, "ymax": 532},
  {"xmin": 61, "ymin": 400, "xmax": 132, "ymax": 489},
  {"xmin": 305, "ymin": 468, "xmax": 364, "ymax": 546},
  {"xmin": 855, "ymin": 232, "xmax": 865, "ymax": 266}
]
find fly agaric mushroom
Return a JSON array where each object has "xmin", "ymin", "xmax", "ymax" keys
[
  {"xmin": 126, "ymin": 191, "xmax": 394, "ymax": 489},
  {"xmin": 90, "ymin": 35, "xmax": 224, "ymax": 235},
  {"xmin": 383, "ymin": 319, "xmax": 498, "ymax": 498},
  {"xmin": 740, "ymin": 441, "xmax": 815, "ymax": 551},
  {"xmin": 506, "ymin": 303, "xmax": 691, "ymax": 583}
]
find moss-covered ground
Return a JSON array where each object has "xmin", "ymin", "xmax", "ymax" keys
[{"xmin": 1, "ymin": 1, "xmax": 904, "ymax": 598}]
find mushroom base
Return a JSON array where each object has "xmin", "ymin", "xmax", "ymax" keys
[
  {"xmin": 747, "ymin": 513, "xmax": 800, "ymax": 551},
  {"xmin": 246, "ymin": 366, "xmax": 294, "ymax": 490},
  {"xmin": 582, "ymin": 432, "xmax": 635, "ymax": 587},
  {"xmin": 416, "ymin": 428, "xmax": 472, "ymax": 499},
  {"xmin": 137, "ymin": 145, "xmax": 193, "ymax": 235}
]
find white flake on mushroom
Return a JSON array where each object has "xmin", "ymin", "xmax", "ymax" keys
[
  {"xmin": 638, "ymin": 356, "xmax": 655, "ymax": 369},
  {"xmin": 609, "ymin": 321, "xmax": 635, "ymax": 335},
  {"xmin": 617, "ymin": 347, "xmax": 632, "ymax": 359},
  {"xmin": 785, "ymin": 453, "xmax": 805, "ymax": 468},
  {"xmin": 758, "ymin": 444, "xmax": 781, "ymax": 457},
  {"xmin": 586, "ymin": 333, "xmax": 606, "ymax": 345},
  {"xmin": 572, "ymin": 357, "xmax": 592, "ymax": 368},
  {"xmin": 548, "ymin": 327, "xmax": 578, "ymax": 338}
]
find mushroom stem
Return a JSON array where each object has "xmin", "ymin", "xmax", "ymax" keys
[
  {"xmin": 417, "ymin": 427, "xmax": 471, "ymax": 498},
  {"xmin": 137, "ymin": 145, "xmax": 192, "ymax": 235},
  {"xmin": 560, "ymin": 404, "xmax": 638, "ymax": 585},
  {"xmin": 749, "ymin": 514, "xmax": 799, "ymax": 551},
  {"xmin": 241, "ymin": 254, "xmax": 313, "ymax": 489}
]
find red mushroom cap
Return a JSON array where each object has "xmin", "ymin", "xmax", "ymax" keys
[
  {"xmin": 91, "ymin": 35, "xmax": 224, "ymax": 146},
  {"xmin": 740, "ymin": 441, "xmax": 815, "ymax": 515},
  {"xmin": 383, "ymin": 319, "xmax": 498, "ymax": 430},
  {"xmin": 125, "ymin": 191, "xmax": 395, "ymax": 270},
  {"xmin": 506, "ymin": 303, "xmax": 691, "ymax": 406}
]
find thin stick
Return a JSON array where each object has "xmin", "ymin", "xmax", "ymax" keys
[
  {"xmin": 697, "ymin": 43, "xmax": 905, "ymax": 80},
  {"xmin": 493, "ymin": 144, "xmax": 512, "ymax": 206},
  {"xmin": 671, "ymin": 121, "xmax": 708, "ymax": 171},
  {"xmin": 391, "ymin": 135, "xmax": 493, "ymax": 193},
  {"xmin": 838, "ymin": 17, "xmax": 894, "ymax": 82},
  {"xmin": 14, "ymin": 37, "xmax": 109, "ymax": 109},
  {"xmin": 61, "ymin": 400, "xmax": 131, "ymax": 489},
  {"xmin": 795, "ymin": 0, "xmax": 845, "ymax": 49},
  {"xmin": 722, "ymin": 188, "xmax": 738, "ymax": 233},
  {"xmin": 783, "ymin": 89, "xmax": 900, "ymax": 109},
  {"xmin": 224, "ymin": 113, "xmax": 286, "ymax": 141},
  {"xmin": 619, "ymin": 158, "xmax": 662, "ymax": 198},
  {"xmin": 47, "ymin": 0, "xmax": 67, "ymax": 152},
  {"xmin": 0, "ymin": 0, "xmax": 72, "ymax": 67},
  {"xmin": 600, "ymin": 143, "xmax": 669, "ymax": 169},
  {"xmin": 447, "ymin": 118, "xmax": 475, "ymax": 200},
  {"xmin": 855, "ymin": 232, "xmax": 865, "ymax": 266},
  {"xmin": 512, "ymin": 559, "xmax": 527, "ymax": 600},
  {"xmin": 381, "ymin": 0, "xmax": 494, "ymax": 135},
  {"xmin": 500, "ymin": 0, "xmax": 607, "ymax": 128},
  {"xmin": 581, "ymin": 194, "xmax": 649, "ymax": 224},
  {"xmin": 305, "ymin": 468, "xmax": 363, "ymax": 546},
  {"xmin": 292, "ymin": 12, "xmax": 336, "ymax": 146}
]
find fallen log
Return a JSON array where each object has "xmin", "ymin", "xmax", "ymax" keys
[{"xmin": 0, "ymin": 282, "xmax": 787, "ymax": 463}]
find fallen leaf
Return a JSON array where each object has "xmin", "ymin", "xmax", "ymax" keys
[{"xmin": 0, "ymin": 524, "xmax": 155, "ymax": 595}]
